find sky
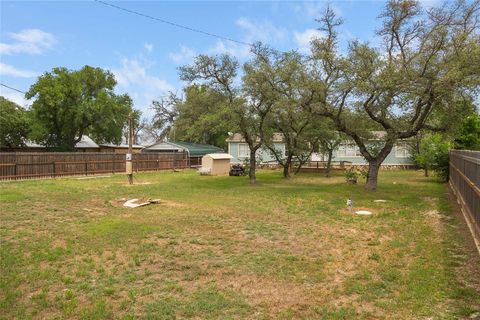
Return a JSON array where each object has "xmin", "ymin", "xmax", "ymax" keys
[{"xmin": 0, "ymin": 0, "xmax": 441, "ymax": 118}]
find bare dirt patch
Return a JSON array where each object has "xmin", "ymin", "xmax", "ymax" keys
[
  {"xmin": 122, "ymin": 182, "xmax": 153, "ymax": 186},
  {"xmin": 341, "ymin": 207, "xmax": 377, "ymax": 215}
]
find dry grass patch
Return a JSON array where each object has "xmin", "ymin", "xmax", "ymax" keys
[{"xmin": 1, "ymin": 170, "xmax": 479, "ymax": 319}]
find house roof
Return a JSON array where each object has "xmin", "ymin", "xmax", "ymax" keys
[
  {"xmin": 226, "ymin": 133, "xmax": 284, "ymax": 143},
  {"xmin": 75, "ymin": 135, "xmax": 99, "ymax": 149},
  {"xmin": 145, "ymin": 142, "xmax": 184, "ymax": 152},
  {"xmin": 144, "ymin": 141, "xmax": 224, "ymax": 156},
  {"xmin": 24, "ymin": 141, "xmax": 46, "ymax": 148},
  {"xmin": 22, "ymin": 135, "xmax": 99, "ymax": 149},
  {"xmin": 204, "ymin": 153, "xmax": 233, "ymax": 160},
  {"xmin": 99, "ymin": 143, "xmax": 144, "ymax": 149},
  {"xmin": 172, "ymin": 141, "xmax": 224, "ymax": 156}
]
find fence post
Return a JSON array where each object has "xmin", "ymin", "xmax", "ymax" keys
[
  {"xmin": 85, "ymin": 161, "xmax": 88, "ymax": 176},
  {"xmin": 52, "ymin": 162, "xmax": 55, "ymax": 178}
]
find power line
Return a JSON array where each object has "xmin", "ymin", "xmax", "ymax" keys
[
  {"xmin": 93, "ymin": 0, "xmax": 253, "ymax": 47},
  {"xmin": 0, "ymin": 83, "xmax": 26, "ymax": 94}
]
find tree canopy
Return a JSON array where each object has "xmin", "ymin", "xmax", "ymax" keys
[
  {"xmin": 171, "ymin": 85, "xmax": 235, "ymax": 148},
  {"xmin": 454, "ymin": 113, "xmax": 480, "ymax": 150},
  {"xmin": 0, "ymin": 97, "xmax": 30, "ymax": 148},
  {"xmin": 306, "ymin": 0, "xmax": 480, "ymax": 190},
  {"xmin": 178, "ymin": 53, "xmax": 278, "ymax": 183},
  {"xmin": 26, "ymin": 66, "xmax": 133, "ymax": 151}
]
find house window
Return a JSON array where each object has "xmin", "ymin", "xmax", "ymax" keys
[
  {"xmin": 336, "ymin": 142, "xmax": 361, "ymax": 158},
  {"xmin": 345, "ymin": 144, "xmax": 357, "ymax": 157},
  {"xmin": 395, "ymin": 142, "xmax": 410, "ymax": 158},
  {"xmin": 336, "ymin": 144, "xmax": 346, "ymax": 157},
  {"xmin": 238, "ymin": 143, "xmax": 250, "ymax": 158}
]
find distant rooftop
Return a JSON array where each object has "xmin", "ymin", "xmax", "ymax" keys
[
  {"xmin": 226, "ymin": 133, "xmax": 284, "ymax": 143},
  {"xmin": 23, "ymin": 135, "xmax": 100, "ymax": 149},
  {"xmin": 144, "ymin": 141, "xmax": 223, "ymax": 156},
  {"xmin": 75, "ymin": 135, "xmax": 99, "ymax": 149},
  {"xmin": 99, "ymin": 143, "xmax": 144, "ymax": 149}
]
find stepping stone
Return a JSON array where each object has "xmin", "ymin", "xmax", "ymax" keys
[{"xmin": 355, "ymin": 210, "xmax": 372, "ymax": 215}]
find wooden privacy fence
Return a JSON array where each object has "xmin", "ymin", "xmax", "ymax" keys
[
  {"xmin": 449, "ymin": 150, "xmax": 480, "ymax": 243},
  {"xmin": 0, "ymin": 152, "xmax": 188, "ymax": 181}
]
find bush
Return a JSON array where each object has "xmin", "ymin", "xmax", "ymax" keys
[
  {"xmin": 431, "ymin": 141, "xmax": 450, "ymax": 182},
  {"xmin": 414, "ymin": 134, "xmax": 450, "ymax": 181}
]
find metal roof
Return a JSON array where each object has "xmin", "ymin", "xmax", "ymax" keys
[
  {"xmin": 22, "ymin": 135, "xmax": 100, "ymax": 149},
  {"xmin": 144, "ymin": 141, "xmax": 223, "ymax": 156},
  {"xmin": 144, "ymin": 142, "xmax": 184, "ymax": 152},
  {"xmin": 75, "ymin": 135, "xmax": 100, "ymax": 149},
  {"xmin": 171, "ymin": 141, "xmax": 224, "ymax": 156},
  {"xmin": 99, "ymin": 143, "xmax": 144, "ymax": 149}
]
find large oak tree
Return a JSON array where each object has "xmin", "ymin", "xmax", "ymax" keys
[
  {"xmin": 308, "ymin": 0, "xmax": 480, "ymax": 190},
  {"xmin": 246, "ymin": 48, "xmax": 328, "ymax": 178},
  {"xmin": 26, "ymin": 66, "xmax": 133, "ymax": 151},
  {"xmin": 179, "ymin": 54, "xmax": 275, "ymax": 184}
]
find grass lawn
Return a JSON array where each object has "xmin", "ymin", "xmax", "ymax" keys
[{"xmin": 1, "ymin": 169, "xmax": 479, "ymax": 319}]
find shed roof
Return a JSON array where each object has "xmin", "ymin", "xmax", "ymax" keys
[{"xmin": 204, "ymin": 153, "xmax": 233, "ymax": 160}]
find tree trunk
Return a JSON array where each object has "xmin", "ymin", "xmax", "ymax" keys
[
  {"xmin": 365, "ymin": 161, "xmax": 381, "ymax": 191},
  {"xmin": 424, "ymin": 166, "xmax": 429, "ymax": 177},
  {"xmin": 362, "ymin": 142, "xmax": 394, "ymax": 191},
  {"xmin": 325, "ymin": 149, "xmax": 333, "ymax": 177},
  {"xmin": 249, "ymin": 150, "xmax": 256, "ymax": 184},
  {"xmin": 283, "ymin": 154, "xmax": 293, "ymax": 178},
  {"xmin": 294, "ymin": 163, "xmax": 302, "ymax": 175}
]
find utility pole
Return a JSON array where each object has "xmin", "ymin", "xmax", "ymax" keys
[{"xmin": 126, "ymin": 112, "xmax": 133, "ymax": 185}]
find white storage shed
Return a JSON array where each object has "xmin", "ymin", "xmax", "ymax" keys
[{"xmin": 201, "ymin": 153, "xmax": 233, "ymax": 175}]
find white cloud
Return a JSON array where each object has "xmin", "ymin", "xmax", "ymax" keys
[
  {"xmin": 0, "ymin": 29, "xmax": 57, "ymax": 55},
  {"xmin": 113, "ymin": 58, "xmax": 174, "ymax": 92},
  {"xmin": 294, "ymin": 2, "xmax": 324, "ymax": 19},
  {"xmin": 236, "ymin": 17, "xmax": 286, "ymax": 44},
  {"xmin": 0, "ymin": 63, "xmax": 38, "ymax": 78},
  {"xmin": 144, "ymin": 42, "xmax": 153, "ymax": 53},
  {"xmin": 294, "ymin": 28, "xmax": 323, "ymax": 53},
  {"xmin": 0, "ymin": 90, "xmax": 30, "ymax": 108},
  {"xmin": 208, "ymin": 17, "xmax": 287, "ymax": 59},
  {"xmin": 169, "ymin": 45, "xmax": 196, "ymax": 64},
  {"xmin": 208, "ymin": 40, "xmax": 251, "ymax": 59},
  {"xmin": 112, "ymin": 58, "xmax": 175, "ymax": 112},
  {"xmin": 293, "ymin": 2, "xmax": 344, "ymax": 23}
]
